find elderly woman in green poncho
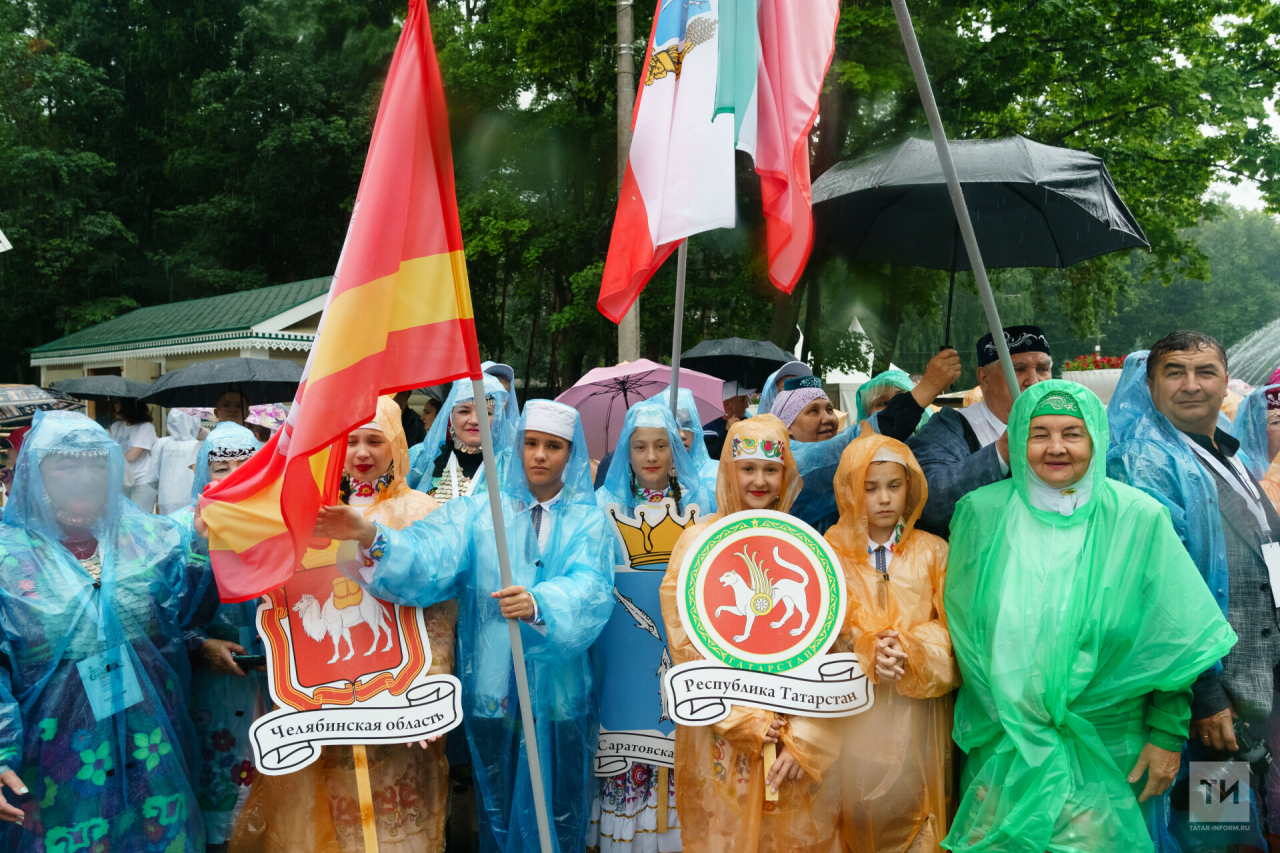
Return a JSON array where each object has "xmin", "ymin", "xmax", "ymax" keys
[{"xmin": 942, "ymin": 380, "xmax": 1237, "ymax": 853}]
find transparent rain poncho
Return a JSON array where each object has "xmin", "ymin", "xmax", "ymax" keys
[
  {"xmin": 1234, "ymin": 383, "xmax": 1279, "ymax": 480},
  {"xmin": 943, "ymin": 380, "xmax": 1236, "ymax": 853},
  {"xmin": 0, "ymin": 410, "xmax": 204, "ymax": 852},
  {"xmin": 854, "ymin": 369, "xmax": 931, "ymax": 434},
  {"xmin": 660, "ymin": 416, "xmax": 844, "ymax": 853},
  {"xmin": 406, "ymin": 375, "xmax": 512, "ymax": 493},
  {"xmin": 825, "ymin": 432, "xmax": 957, "ymax": 853},
  {"xmin": 1106, "ymin": 352, "xmax": 1230, "ymax": 617},
  {"xmin": 355, "ymin": 401, "xmax": 614, "ymax": 853},
  {"xmin": 596, "ymin": 398, "xmax": 713, "ymax": 522},
  {"xmin": 789, "ymin": 415, "xmax": 878, "ymax": 534},
  {"xmin": 170, "ymin": 421, "xmax": 265, "ymax": 845},
  {"xmin": 649, "ymin": 386, "xmax": 719, "ymax": 505},
  {"xmin": 757, "ymin": 361, "xmax": 811, "ymax": 418}
]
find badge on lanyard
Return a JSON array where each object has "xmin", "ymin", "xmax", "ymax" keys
[{"xmin": 77, "ymin": 646, "xmax": 143, "ymax": 722}]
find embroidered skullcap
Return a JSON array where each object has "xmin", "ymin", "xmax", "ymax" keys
[
  {"xmin": 731, "ymin": 435, "xmax": 785, "ymax": 461},
  {"xmin": 1266, "ymin": 385, "xmax": 1280, "ymax": 411},
  {"xmin": 771, "ymin": 375, "xmax": 829, "ymax": 428},
  {"xmin": 1029, "ymin": 390, "xmax": 1084, "ymax": 419},
  {"xmin": 976, "ymin": 325, "xmax": 1050, "ymax": 368},
  {"xmin": 525, "ymin": 399, "xmax": 577, "ymax": 442}
]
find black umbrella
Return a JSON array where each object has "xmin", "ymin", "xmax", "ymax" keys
[
  {"xmin": 54, "ymin": 376, "xmax": 153, "ymax": 401},
  {"xmin": 680, "ymin": 338, "xmax": 795, "ymax": 391},
  {"xmin": 139, "ymin": 358, "xmax": 303, "ymax": 408},
  {"xmin": 812, "ymin": 135, "xmax": 1148, "ymax": 346},
  {"xmin": 0, "ymin": 385, "xmax": 85, "ymax": 427}
]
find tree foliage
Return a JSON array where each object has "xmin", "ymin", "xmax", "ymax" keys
[{"xmin": 1, "ymin": 0, "xmax": 1279, "ymax": 390}]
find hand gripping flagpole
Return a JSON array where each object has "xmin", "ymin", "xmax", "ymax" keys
[
  {"xmin": 668, "ymin": 239, "xmax": 689, "ymax": 420},
  {"xmin": 890, "ymin": 0, "xmax": 1021, "ymax": 402},
  {"xmin": 472, "ymin": 377, "xmax": 555, "ymax": 853}
]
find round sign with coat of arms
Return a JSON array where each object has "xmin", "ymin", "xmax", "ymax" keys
[{"xmin": 677, "ymin": 510, "xmax": 846, "ymax": 673}]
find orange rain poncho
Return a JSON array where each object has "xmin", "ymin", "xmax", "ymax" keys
[
  {"xmin": 230, "ymin": 397, "xmax": 455, "ymax": 853},
  {"xmin": 825, "ymin": 429, "xmax": 957, "ymax": 853},
  {"xmin": 660, "ymin": 415, "xmax": 842, "ymax": 853}
]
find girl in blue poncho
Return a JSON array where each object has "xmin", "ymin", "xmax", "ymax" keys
[
  {"xmin": 316, "ymin": 399, "xmax": 614, "ymax": 853},
  {"xmin": 0, "ymin": 410, "xmax": 204, "ymax": 851},
  {"xmin": 407, "ymin": 375, "xmax": 512, "ymax": 495},
  {"xmin": 172, "ymin": 422, "xmax": 264, "ymax": 848},
  {"xmin": 650, "ymin": 387, "xmax": 718, "ymax": 503},
  {"xmin": 589, "ymin": 399, "xmax": 713, "ymax": 853}
]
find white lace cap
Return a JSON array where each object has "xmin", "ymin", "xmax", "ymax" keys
[{"xmin": 525, "ymin": 400, "xmax": 577, "ymax": 441}]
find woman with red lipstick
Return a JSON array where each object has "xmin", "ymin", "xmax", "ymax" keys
[
  {"xmin": 825, "ymin": 432, "xmax": 956, "ymax": 853},
  {"xmin": 659, "ymin": 416, "xmax": 842, "ymax": 853},
  {"xmin": 230, "ymin": 396, "xmax": 455, "ymax": 853},
  {"xmin": 405, "ymin": 375, "xmax": 512, "ymax": 497}
]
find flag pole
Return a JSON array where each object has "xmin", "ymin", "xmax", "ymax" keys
[
  {"xmin": 472, "ymin": 377, "xmax": 555, "ymax": 853},
  {"xmin": 889, "ymin": 0, "xmax": 1020, "ymax": 402},
  {"xmin": 668, "ymin": 239, "xmax": 688, "ymax": 419}
]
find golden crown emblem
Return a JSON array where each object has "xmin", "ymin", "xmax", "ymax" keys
[{"xmin": 610, "ymin": 500, "xmax": 699, "ymax": 568}]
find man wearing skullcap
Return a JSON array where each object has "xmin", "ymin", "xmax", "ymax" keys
[{"xmin": 908, "ymin": 325, "xmax": 1053, "ymax": 538}]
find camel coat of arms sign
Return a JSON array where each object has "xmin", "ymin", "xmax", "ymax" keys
[
  {"xmin": 663, "ymin": 510, "xmax": 874, "ymax": 724},
  {"xmin": 248, "ymin": 544, "xmax": 462, "ymax": 774}
]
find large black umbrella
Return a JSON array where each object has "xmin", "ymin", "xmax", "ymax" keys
[
  {"xmin": 139, "ymin": 358, "xmax": 303, "ymax": 408},
  {"xmin": 55, "ymin": 376, "xmax": 152, "ymax": 401},
  {"xmin": 0, "ymin": 385, "xmax": 85, "ymax": 427},
  {"xmin": 812, "ymin": 135, "xmax": 1148, "ymax": 345},
  {"xmin": 680, "ymin": 338, "xmax": 795, "ymax": 391}
]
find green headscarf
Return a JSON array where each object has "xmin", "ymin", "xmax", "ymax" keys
[
  {"xmin": 854, "ymin": 369, "xmax": 932, "ymax": 432},
  {"xmin": 943, "ymin": 379, "xmax": 1236, "ymax": 852}
]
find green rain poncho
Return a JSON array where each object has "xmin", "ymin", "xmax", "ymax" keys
[{"xmin": 942, "ymin": 380, "xmax": 1237, "ymax": 853}]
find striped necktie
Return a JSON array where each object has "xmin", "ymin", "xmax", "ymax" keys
[{"xmin": 531, "ymin": 504, "xmax": 544, "ymax": 541}]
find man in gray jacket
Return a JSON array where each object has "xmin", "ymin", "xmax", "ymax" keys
[{"xmin": 906, "ymin": 325, "xmax": 1053, "ymax": 538}]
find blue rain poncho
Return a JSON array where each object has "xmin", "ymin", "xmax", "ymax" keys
[
  {"xmin": 171, "ymin": 422, "xmax": 266, "ymax": 845},
  {"xmin": 757, "ymin": 360, "xmax": 811, "ymax": 417},
  {"xmin": 596, "ymin": 398, "xmax": 714, "ymax": 523},
  {"xmin": 789, "ymin": 415, "xmax": 881, "ymax": 533},
  {"xmin": 1106, "ymin": 352, "xmax": 1231, "ymax": 617},
  {"xmin": 945, "ymin": 381, "xmax": 1236, "ymax": 853},
  {"xmin": 0, "ymin": 411, "xmax": 204, "ymax": 852},
  {"xmin": 1234, "ymin": 383, "xmax": 1279, "ymax": 480},
  {"xmin": 407, "ymin": 375, "xmax": 512, "ymax": 492},
  {"xmin": 854, "ymin": 369, "xmax": 931, "ymax": 433},
  {"xmin": 649, "ymin": 386, "xmax": 719, "ymax": 504},
  {"xmin": 355, "ymin": 401, "xmax": 614, "ymax": 853}
]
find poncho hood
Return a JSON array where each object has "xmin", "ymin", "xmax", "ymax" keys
[
  {"xmin": 1007, "ymin": 379, "xmax": 1107, "ymax": 528},
  {"xmin": 827, "ymin": 428, "xmax": 928, "ymax": 559},
  {"xmin": 191, "ymin": 422, "xmax": 258, "ymax": 504},
  {"xmin": 711, "ymin": 415, "xmax": 803, "ymax": 519},
  {"xmin": 854, "ymin": 369, "xmax": 931, "ymax": 433},
  {"xmin": 596, "ymin": 398, "xmax": 712, "ymax": 516},
  {"xmin": 408, "ymin": 375, "xmax": 512, "ymax": 491},
  {"xmin": 505, "ymin": 399, "xmax": 595, "ymax": 509},
  {"xmin": 1235, "ymin": 382, "xmax": 1279, "ymax": 480},
  {"xmin": 166, "ymin": 408, "xmax": 203, "ymax": 442},
  {"xmin": 356, "ymin": 395, "xmax": 438, "ymax": 526}
]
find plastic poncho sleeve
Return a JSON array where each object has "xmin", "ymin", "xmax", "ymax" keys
[
  {"xmin": 1145, "ymin": 687, "xmax": 1192, "ymax": 750},
  {"xmin": 0, "ymin": 605, "xmax": 19, "ymax": 770},
  {"xmin": 897, "ymin": 539, "xmax": 957, "ymax": 700},
  {"xmin": 360, "ymin": 496, "xmax": 477, "ymax": 608},
  {"xmin": 781, "ymin": 714, "xmax": 841, "ymax": 784},
  {"xmin": 520, "ymin": 507, "xmax": 614, "ymax": 663}
]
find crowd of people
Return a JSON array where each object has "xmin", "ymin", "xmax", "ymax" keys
[{"xmin": 0, "ymin": 326, "xmax": 1279, "ymax": 853}]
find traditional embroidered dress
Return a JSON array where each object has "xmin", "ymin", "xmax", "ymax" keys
[
  {"xmin": 825, "ymin": 435, "xmax": 956, "ymax": 853},
  {"xmin": 659, "ymin": 416, "xmax": 842, "ymax": 853},
  {"xmin": 229, "ymin": 397, "xmax": 453, "ymax": 853},
  {"xmin": 0, "ymin": 411, "xmax": 204, "ymax": 853}
]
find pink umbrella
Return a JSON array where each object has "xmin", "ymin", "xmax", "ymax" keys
[{"xmin": 555, "ymin": 359, "xmax": 724, "ymax": 459}]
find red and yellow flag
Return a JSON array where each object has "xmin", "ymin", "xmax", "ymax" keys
[{"xmin": 202, "ymin": 0, "xmax": 481, "ymax": 602}]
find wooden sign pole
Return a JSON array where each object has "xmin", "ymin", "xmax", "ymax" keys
[{"xmin": 353, "ymin": 744, "xmax": 381, "ymax": 853}]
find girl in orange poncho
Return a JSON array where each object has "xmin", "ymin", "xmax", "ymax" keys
[
  {"xmin": 659, "ymin": 415, "xmax": 841, "ymax": 853},
  {"xmin": 824, "ymin": 430, "xmax": 957, "ymax": 853},
  {"xmin": 230, "ymin": 396, "xmax": 456, "ymax": 853}
]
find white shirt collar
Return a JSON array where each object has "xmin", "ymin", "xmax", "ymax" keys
[
  {"xmin": 958, "ymin": 400, "xmax": 1006, "ymax": 448},
  {"xmin": 534, "ymin": 489, "xmax": 563, "ymax": 512}
]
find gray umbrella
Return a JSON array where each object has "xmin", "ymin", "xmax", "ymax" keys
[
  {"xmin": 55, "ymin": 376, "xmax": 152, "ymax": 401},
  {"xmin": 679, "ymin": 338, "xmax": 795, "ymax": 390},
  {"xmin": 812, "ymin": 135, "xmax": 1148, "ymax": 345},
  {"xmin": 139, "ymin": 357, "xmax": 303, "ymax": 408}
]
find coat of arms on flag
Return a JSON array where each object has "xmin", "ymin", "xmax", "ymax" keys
[{"xmin": 249, "ymin": 545, "xmax": 462, "ymax": 775}]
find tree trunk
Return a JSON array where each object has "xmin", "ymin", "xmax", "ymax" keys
[
  {"xmin": 522, "ymin": 292, "xmax": 540, "ymax": 396},
  {"xmin": 768, "ymin": 278, "xmax": 806, "ymax": 352},
  {"xmin": 799, "ymin": 273, "xmax": 822, "ymax": 364}
]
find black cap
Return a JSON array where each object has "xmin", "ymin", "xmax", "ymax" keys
[{"xmin": 976, "ymin": 325, "xmax": 1050, "ymax": 367}]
